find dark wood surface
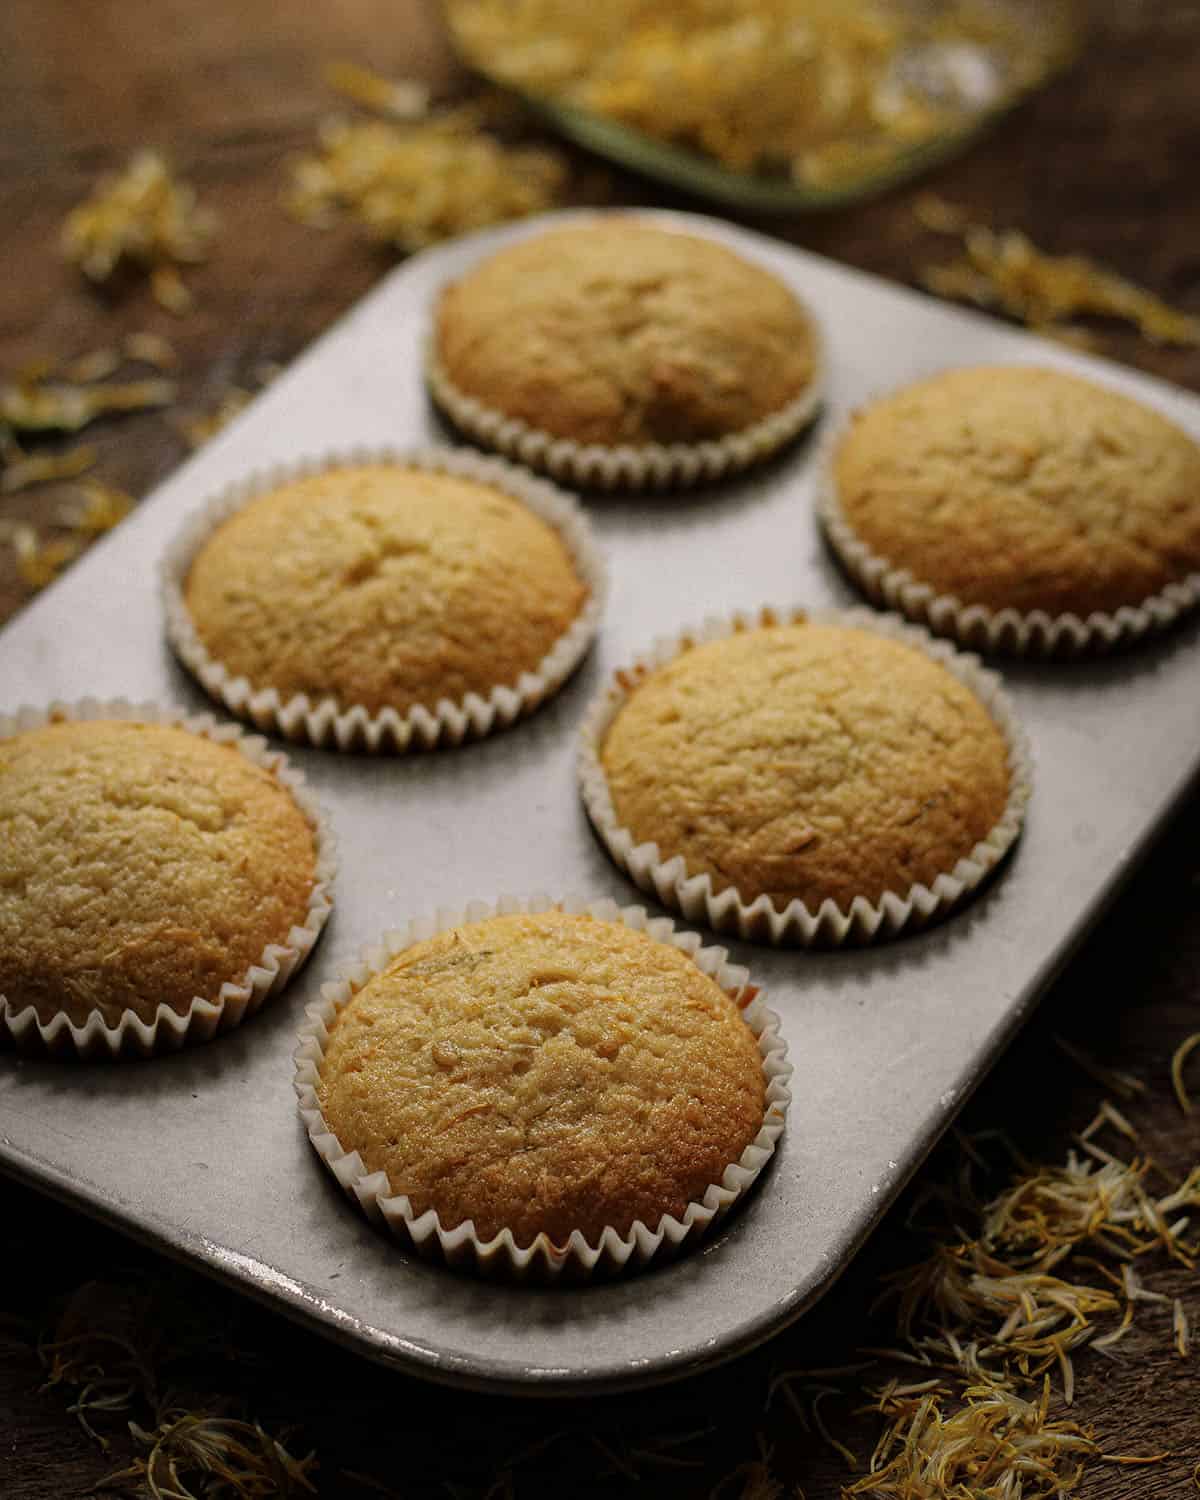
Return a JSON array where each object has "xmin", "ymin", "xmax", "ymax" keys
[{"xmin": 2, "ymin": 3, "xmax": 1200, "ymax": 1495}]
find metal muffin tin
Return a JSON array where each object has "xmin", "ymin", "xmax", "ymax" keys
[{"xmin": 2, "ymin": 211, "xmax": 1198, "ymax": 1395}]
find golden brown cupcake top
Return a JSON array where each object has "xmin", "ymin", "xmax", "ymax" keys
[
  {"xmin": 434, "ymin": 220, "xmax": 820, "ymax": 446},
  {"xmin": 600, "ymin": 622, "xmax": 1011, "ymax": 912},
  {"xmin": 184, "ymin": 464, "xmax": 588, "ymax": 715},
  {"xmin": 0, "ymin": 719, "xmax": 316, "ymax": 1028},
  {"xmin": 832, "ymin": 366, "xmax": 1200, "ymax": 617},
  {"xmin": 317, "ymin": 910, "xmax": 766, "ymax": 1246}
]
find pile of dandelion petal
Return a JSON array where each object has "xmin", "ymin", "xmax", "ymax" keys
[
  {"xmin": 444, "ymin": 0, "xmax": 1078, "ymax": 190},
  {"xmin": 36, "ymin": 1278, "xmax": 317, "ymax": 1497},
  {"xmin": 61, "ymin": 151, "xmax": 216, "ymax": 314},
  {"xmin": 915, "ymin": 195, "xmax": 1200, "ymax": 352},
  {"xmin": 2, "ymin": 480, "xmax": 135, "ymax": 590},
  {"xmin": 2, "ymin": 336, "xmax": 176, "ymax": 477},
  {"xmin": 766, "ymin": 1064, "xmax": 1198, "ymax": 1500},
  {"xmin": 0, "ymin": 336, "xmax": 280, "ymax": 592},
  {"xmin": 287, "ymin": 64, "xmax": 572, "ymax": 253},
  {"xmin": 0, "ymin": 336, "xmax": 179, "ymax": 588}
]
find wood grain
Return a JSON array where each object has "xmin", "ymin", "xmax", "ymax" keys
[{"xmin": 2, "ymin": 3, "xmax": 1199, "ymax": 1496}]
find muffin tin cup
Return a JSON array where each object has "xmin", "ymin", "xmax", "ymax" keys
[
  {"xmin": 0, "ymin": 698, "xmax": 337, "ymax": 1061},
  {"xmin": 161, "ymin": 446, "xmax": 607, "ymax": 752},
  {"xmin": 815, "ymin": 428, "xmax": 1200, "ymax": 657},
  {"xmin": 292, "ymin": 894, "xmax": 792, "ymax": 1282},
  {"xmin": 579, "ymin": 605, "xmax": 1033, "ymax": 947},
  {"xmin": 424, "ymin": 333, "xmax": 826, "ymax": 492}
]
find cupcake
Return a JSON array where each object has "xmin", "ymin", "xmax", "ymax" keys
[
  {"xmin": 294, "ymin": 900, "xmax": 790, "ymax": 1277},
  {"xmin": 821, "ymin": 366, "xmax": 1200, "ymax": 654},
  {"xmin": 580, "ymin": 608, "xmax": 1031, "ymax": 945},
  {"xmin": 428, "ymin": 219, "xmax": 824, "ymax": 488},
  {"xmin": 0, "ymin": 705, "xmax": 334, "ymax": 1058},
  {"xmin": 164, "ymin": 448, "xmax": 605, "ymax": 750}
]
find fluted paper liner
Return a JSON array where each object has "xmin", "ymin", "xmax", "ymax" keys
[
  {"xmin": 425, "ymin": 330, "xmax": 825, "ymax": 492},
  {"xmin": 293, "ymin": 895, "xmax": 791, "ymax": 1281},
  {"xmin": 816, "ymin": 426, "xmax": 1200, "ymax": 657},
  {"xmin": 162, "ymin": 446, "xmax": 606, "ymax": 751},
  {"xmin": 0, "ymin": 699, "xmax": 336, "ymax": 1060},
  {"xmin": 579, "ymin": 606, "xmax": 1033, "ymax": 946}
]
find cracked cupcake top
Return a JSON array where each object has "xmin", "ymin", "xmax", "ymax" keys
[
  {"xmin": 183, "ymin": 464, "xmax": 589, "ymax": 714},
  {"xmin": 432, "ymin": 220, "xmax": 820, "ymax": 447},
  {"xmin": 317, "ymin": 909, "xmax": 767, "ymax": 1245},
  {"xmin": 831, "ymin": 366, "xmax": 1200, "ymax": 618},
  {"xmin": 599, "ymin": 621, "xmax": 1011, "ymax": 913},
  {"xmin": 0, "ymin": 719, "xmax": 316, "ymax": 1027}
]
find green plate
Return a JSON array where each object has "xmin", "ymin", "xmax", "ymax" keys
[
  {"xmin": 517, "ymin": 90, "xmax": 1038, "ymax": 213},
  {"xmin": 448, "ymin": 2, "xmax": 1082, "ymax": 213}
]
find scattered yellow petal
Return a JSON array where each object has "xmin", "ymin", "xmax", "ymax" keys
[
  {"xmin": 1121, "ymin": 1261, "xmax": 1170, "ymax": 1307},
  {"xmin": 912, "ymin": 193, "xmax": 970, "ymax": 235},
  {"xmin": 1053, "ymin": 1037, "xmax": 1146, "ymax": 1100},
  {"xmin": 63, "ymin": 348, "xmax": 123, "ymax": 383},
  {"xmin": 150, "ymin": 263, "xmax": 194, "ymax": 315},
  {"xmin": 810, "ymin": 1388, "xmax": 858, "ymax": 1471},
  {"xmin": 1171, "ymin": 1033, "xmax": 1200, "ymax": 1116},
  {"xmin": 325, "ymin": 60, "xmax": 431, "ymax": 119},
  {"xmin": 845, "ymin": 1377, "xmax": 1095, "ymax": 1498},
  {"xmin": 100, "ymin": 1410, "xmax": 317, "ymax": 1498},
  {"xmin": 62, "ymin": 149, "xmax": 215, "ymax": 306},
  {"xmin": 2, "ymin": 444, "xmax": 97, "ymax": 494},
  {"xmin": 919, "ymin": 260, "xmax": 997, "ymax": 308},
  {"xmin": 922, "ymin": 222, "xmax": 1200, "ymax": 348},
  {"xmin": 175, "ymin": 387, "xmax": 253, "ymax": 449},
  {"xmin": 0, "ymin": 378, "xmax": 176, "ymax": 434},
  {"xmin": 123, "ymin": 331, "xmax": 179, "ymax": 370},
  {"xmin": 4, "ymin": 462, "xmax": 134, "ymax": 590},
  {"xmin": 286, "ymin": 113, "xmax": 570, "ymax": 253},
  {"xmin": 11, "ymin": 525, "xmax": 84, "ymax": 590},
  {"xmin": 1091, "ymin": 1297, "xmax": 1134, "ymax": 1350},
  {"xmin": 1079, "ymin": 1099, "xmax": 1139, "ymax": 1144},
  {"xmin": 61, "ymin": 480, "xmax": 135, "ymax": 535}
]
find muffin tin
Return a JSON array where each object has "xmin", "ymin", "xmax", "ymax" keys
[{"xmin": 2, "ymin": 210, "xmax": 1199, "ymax": 1395}]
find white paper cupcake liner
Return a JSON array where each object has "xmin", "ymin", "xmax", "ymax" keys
[
  {"xmin": 425, "ymin": 330, "xmax": 825, "ymax": 492},
  {"xmin": 293, "ymin": 894, "xmax": 791, "ymax": 1281},
  {"xmin": 162, "ymin": 446, "xmax": 607, "ymax": 751},
  {"xmin": 816, "ymin": 427, "xmax": 1200, "ymax": 657},
  {"xmin": 579, "ymin": 606, "xmax": 1033, "ymax": 946},
  {"xmin": 0, "ymin": 699, "xmax": 337, "ymax": 1061}
]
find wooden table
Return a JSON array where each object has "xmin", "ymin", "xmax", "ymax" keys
[{"xmin": 2, "ymin": 4, "xmax": 1199, "ymax": 1495}]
